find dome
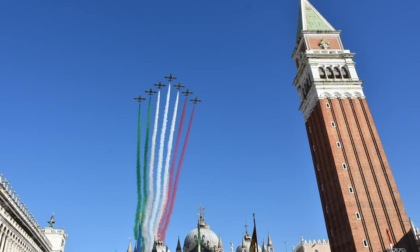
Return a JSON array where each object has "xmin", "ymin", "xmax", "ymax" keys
[
  {"xmin": 235, "ymin": 233, "xmax": 261, "ymax": 252},
  {"xmin": 183, "ymin": 218, "xmax": 223, "ymax": 252},
  {"xmin": 152, "ymin": 238, "xmax": 170, "ymax": 252}
]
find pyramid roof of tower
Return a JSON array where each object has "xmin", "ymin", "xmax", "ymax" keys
[{"xmin": 297, "ymin": 0, "xmax": 335, "ymax": 39}]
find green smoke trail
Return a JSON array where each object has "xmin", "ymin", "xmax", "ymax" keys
[
  {"xmin": 134, "ymin": 101, "xmax": 142, "ymax": 239},
  {"xmin": 140, "ymin": 97, "xmax": 152, "ymax": 248}
]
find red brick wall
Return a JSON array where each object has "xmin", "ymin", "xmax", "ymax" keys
[{"xmin": 305, "ymin": 98, "xmax": 414, "ymax": 252}]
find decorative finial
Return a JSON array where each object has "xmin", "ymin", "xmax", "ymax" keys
[{"xmin": 198, "ymin": 206, "xmax": 205, "ymax": 221}]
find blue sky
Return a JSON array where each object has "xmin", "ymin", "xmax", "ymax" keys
[{"xmin": 1, "ymin": 0, "xmax": 420, "ymax": 251}]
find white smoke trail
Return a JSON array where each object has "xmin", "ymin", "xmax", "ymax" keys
[
  {"xmin": 155, "ymin": 90, "xmax": 179, "ymax": 236},
  {"xmin": 142, "ymin": 90, "xmax": 161, "ymax": 251},
  {"xmin": 150, "ymin": 85, "xmax": 171, "ymax": 240}
]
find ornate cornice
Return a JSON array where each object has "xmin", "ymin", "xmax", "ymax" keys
[{"xmin": 0, "ymin": 175, "xmax": 52, "ymax": 251}]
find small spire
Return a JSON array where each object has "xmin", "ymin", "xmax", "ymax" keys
[
  {"xmin": 127, "ymin": 238, "xmax": 133, "ymax": 252},
  {"xmin": 267, "ymin": 234, "xmax": 273, "ymax": 247},
  {"xmin": 262, "ymin": 241, "xmax": 267, "ymax": 252},
  {"xmin": 176, "ymin": 236, "xmax": 182, "ymax": 252},
  {"xmin": 152, "ymin": 241, "xmax": 158, "ymax": 252}
]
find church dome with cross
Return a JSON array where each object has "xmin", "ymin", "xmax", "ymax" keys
[{"xmin": 183, "ymin": 211, "xmax": 223, "ymax": 252}]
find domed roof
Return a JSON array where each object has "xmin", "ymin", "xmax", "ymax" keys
[
  {"xmin": 235, "ymin": 232, "xmax": 261, "ymax": 252},
  {"xmin": 183, "ymin": 216, "xmax": 223, "ymax": 252},
  {"xmin": 152, "ymin": 238, "xmax": 170, "ymax": 252}
]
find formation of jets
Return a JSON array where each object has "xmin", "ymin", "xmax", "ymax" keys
[{"xmin": 136, "ymin": 74, "xmax": 201, "ymax": 104}]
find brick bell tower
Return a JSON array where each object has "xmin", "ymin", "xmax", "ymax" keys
[{"xmin": 292, "ymin": 0, "xmax": 417, "ymax": 251}]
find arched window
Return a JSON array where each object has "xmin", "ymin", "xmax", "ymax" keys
[
  {"xmin": 341, "ymin": 67, "xmax": 349, "ymax": 78},
  {"xmin": 319, "ymin": 67, "xmax": 326, "ymax": 79},
  {"xmin": 334, "ymin": 67, "xmax": 341, "ymax": 78},
  {"xmin": 326, "ymin": 67, "xmax": 333, "ymax": 79}
]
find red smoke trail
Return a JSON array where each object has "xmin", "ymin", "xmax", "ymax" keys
[
  {"xmin": 158, "ymin": 98, "xmax": 187, "ymax": 238},
  {"xmin": 161, "ymin": 105, "xmax": 196, "ymax": 239}
]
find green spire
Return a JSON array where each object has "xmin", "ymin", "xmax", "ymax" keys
[{"xmin": 297, "ymin": 0, "xmax": 335, "ymax": 38}]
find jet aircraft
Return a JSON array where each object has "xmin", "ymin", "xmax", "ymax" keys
[
  {"xmin": 164, "ymin": 74, "xmax": 177, "ymax": 82},
  {"xmin": 174, "ymin": 83, "xmax": 185, "ymax": 90},
  {"xmin": 154, "ymin": 82, "xmax": 166, "ymax": 89},
  {"xmin": 191, "ymin": 97, "xmax": 202, "ymax": 104},
  {"xmin": 145, "ymin": 89, "xmax": 157, "ymax": 96},
  {"xmin": 134, "ymin": 96, "xmax": 146, "ymax": 102},
  {"xmin": 182, "ymin": 89, "xmax": 193, "ymax": 96}
]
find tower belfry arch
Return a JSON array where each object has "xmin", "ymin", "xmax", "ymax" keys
[{"xmin": 291, "ymin": 0, "xmax": 417, "ymax": 251}]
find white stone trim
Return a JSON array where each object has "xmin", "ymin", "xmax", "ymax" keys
[
  {"xmin": 300, "ymin": 83, "xmax": 365, "ymax": 121},
  {"xmin": 294, "ymin": 46, "xmax": 365, "ymax": 121}
]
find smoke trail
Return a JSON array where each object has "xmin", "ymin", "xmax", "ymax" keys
[
  {"xmin": 140, "ymin": 97, "xmax": 152, "ymax": 247},
  {"xmin": 150, "ymin": 85, "xmax": 172, "ymax": 239},
  {"xmin": 143, "ymin": 90, "xmax": 161, "ymax": 251},
  {"xmin": 159, "ymin": 98, "xmax": 188, "ymax": 239},
  {"xmin": 161, "ymin": 105, "xmax": 197, "ymax": 237},
  {"xmin": 134, "ymin": 101, "xmax": 142, "ymax": 239},
  {"xmin": 136, "ymin": 228, "xmax": 142, "ymax": 252},
  {"xmin": 156, "ymin": 91, "xmax": 180, "ymax": 237}
]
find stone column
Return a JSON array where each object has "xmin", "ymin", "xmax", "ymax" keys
[{"xmin": 0, "ymin": 231, "xmax": 6, "ymax": 252}]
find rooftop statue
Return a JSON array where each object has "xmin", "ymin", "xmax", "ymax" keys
[{"xmin": 48, "ymin": 213, "xmax": 55, "ymax": 228}]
